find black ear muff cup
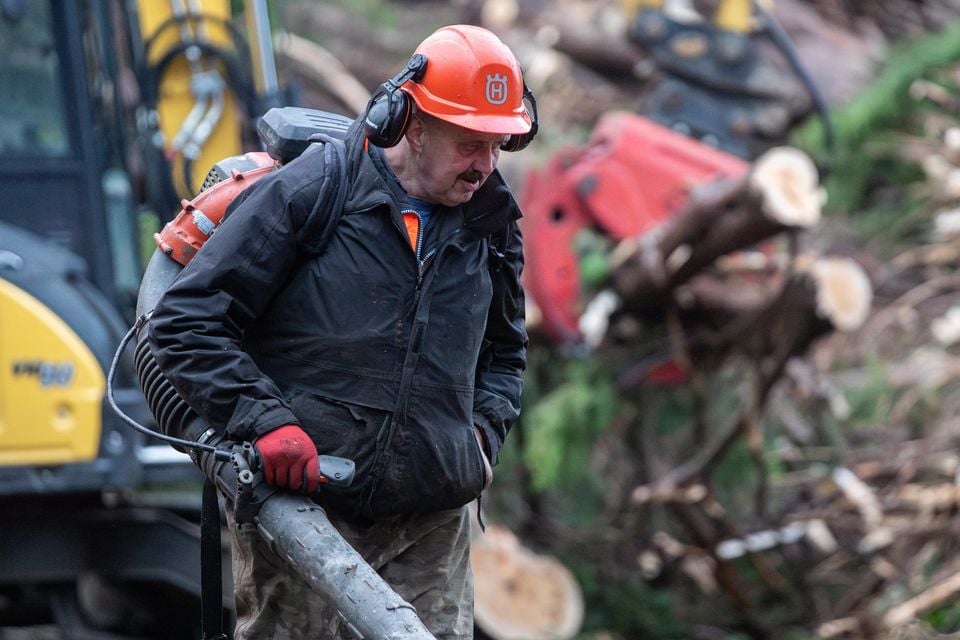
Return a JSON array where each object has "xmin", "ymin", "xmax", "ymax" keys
[
  {"xmin": 363, "ymin": 54, "xmax": 427, "ymax": 148},
  {"xmin": 364, "ymin": 89, "xmax": 413, "ymax": 149}
]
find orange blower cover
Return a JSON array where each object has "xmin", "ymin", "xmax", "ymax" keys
[{"xmin": 154, "ymin": 152, "xmax": 277, "ymax": 266}]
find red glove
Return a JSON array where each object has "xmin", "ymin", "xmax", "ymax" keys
[{"xmin": 254, "ymin": 424, "xmax": 320, "ymax": 492}]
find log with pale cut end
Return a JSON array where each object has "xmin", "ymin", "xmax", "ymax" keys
[
  {"xmin": 933, "ymin": 206, "xmax": 960, "ymax": 241},
  {"xmin": 801, "ymin": 256, "xmax": 873, "ymax": 331},
  {"xmin": 749, "ymin": 146, "xmax": 825, "ymax": 228},
  {"xmin": 482, "ymin": 0, "xmax": 519, "ymax": 29},
  {"xmin": 946, "ymin": 127, "xmax": 960, "ymax": 161},
  {"xmin": 932, "ymin": 306, "xmax": 960, "ymax": 345},
  {"xmin": 605, "ymin": 159, "xmax": 826, "ymax": 318},
  {"xmin": 472, "ymin": 524, "xmax": 584, "ymax": 640}
]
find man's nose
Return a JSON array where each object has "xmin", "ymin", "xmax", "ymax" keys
[{"xmin": 472, "ymin": 148, "xmax": 498, "ymax": 173}]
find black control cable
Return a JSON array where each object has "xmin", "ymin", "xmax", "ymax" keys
[
  {"xmin": 106, "ymin": 315, "xmax": 230, "ymax": 461},
  {"xmin": 752, "ymin": 0, "xmax": 837, "ymax": 157}
]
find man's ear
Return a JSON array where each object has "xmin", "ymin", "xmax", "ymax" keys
[{"xmin": 405, "ymin": 114, "xmax": 426, "ymax": 154}]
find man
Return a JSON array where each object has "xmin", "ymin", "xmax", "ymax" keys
[{"xmin": 148, "ymin": 24, "xmax": 534, "ymax": 639}]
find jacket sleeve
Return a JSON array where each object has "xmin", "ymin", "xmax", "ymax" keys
[
  {"xmin": 147, "ymin": 147, "xmax": 339, "ymax": 442},
  {"xmin": 473, "ymin": 218, "xmax": 527, "ymax": 465}
]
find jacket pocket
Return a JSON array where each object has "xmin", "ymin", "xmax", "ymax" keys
[
  {"xmin": 367, "ymin": 417, "xmax": 485, "ymax": 519},
  {"xmin": 286, "ymin": 390, "xmax": 390, "ymax": 515}
]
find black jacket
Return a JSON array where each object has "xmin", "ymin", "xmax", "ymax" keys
[{"xmin": 148, "ymin": 120, "xmax": 527, "ymax": 518}]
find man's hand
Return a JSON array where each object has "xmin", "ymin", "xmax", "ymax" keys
[
  {"xmin": 474, "ymin": 428, "xmax": 493, "ymax": 490},
  {"xmin": 255, "ymin": 424, "xmax": 320, "ymax": 492}
]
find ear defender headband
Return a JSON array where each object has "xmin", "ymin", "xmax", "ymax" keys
[{"xmin": 362, "ymin": 53, "xmax": 539, "ymax": 151}]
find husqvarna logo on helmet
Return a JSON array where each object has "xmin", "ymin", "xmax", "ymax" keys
[{"xmin": 485, "ymin": 73, "xmax": 508, "ymax": 105}]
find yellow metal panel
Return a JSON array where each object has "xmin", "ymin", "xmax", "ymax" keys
[
  {"xmin": 623, "ymin": 0, "xmax": 753, "ymax": 31},
  {"xmin": 136, "ymin": 0, "xmax": 244, "ymax": 195},
  {"xmin": 621, "ymin": 0, "xmax": 665, "ymax": 15},
  {"xmin": 714, "ymin": 0, "xmax": 753, "ymax": 32},
  {"xmin": 0, "ymin": 279, "xmax": 104, "ymax": 465}
]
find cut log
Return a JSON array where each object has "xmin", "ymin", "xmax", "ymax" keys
[
  {"xmin": 627, "ymin": 254, "xmax": 872, "ymax": 497},
  {"xmin": 798, "ymin": 256, "xmax": 873, "ymax": 331},
  {"xmin": 608, "ymin": 146, "xmax": 824, "ymax": 316},
  {"xmin": 748, "ymin": 146, "xmax": 825, "ymax": 228},
  {"xmin": 472, "ymin": 524, "xmax": 584, "ymax": 640}
]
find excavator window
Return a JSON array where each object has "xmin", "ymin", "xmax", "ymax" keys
[{"xmin": 0, "ymin": 0, "xmax": 70, "ymax": 157}]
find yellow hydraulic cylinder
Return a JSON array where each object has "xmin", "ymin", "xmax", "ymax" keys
[{"xmin": 136, "ymin": 0, "xmax": 245, "ymax": 197}]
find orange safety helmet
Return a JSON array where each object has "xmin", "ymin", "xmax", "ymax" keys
[
  {"xmin": 363, "ymin": 25, "xmax": 537, "ymax": 150},
  {"xmin": 405, "ymin": 25, "xmax": 532, "ymax": 135}
]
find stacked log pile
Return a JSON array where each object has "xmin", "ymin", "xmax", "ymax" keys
[{"xmin": 512, "ymin": 77, "xmax": 960, "ymax": 639}]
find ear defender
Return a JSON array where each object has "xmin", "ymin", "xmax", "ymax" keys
[
  {"xmin": 499, "ymin": 82, "xmax": 539, "ymax": 152},
  {"xmin": 363, "ymin": 54, "xmax": 428, "ymax": 148}
]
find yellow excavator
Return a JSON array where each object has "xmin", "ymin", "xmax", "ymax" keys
[{"xmin": 0, "ymin": 0, "xmax": 282, "ymax": 635}]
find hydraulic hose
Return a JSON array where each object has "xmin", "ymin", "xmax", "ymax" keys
[
  {"xmin": 751, "ymin": 0, "xmax": 836, "ymax": 157},
  {"xmin": 136, "ymin": 12, "xmax": 256, "ymax": 208}
]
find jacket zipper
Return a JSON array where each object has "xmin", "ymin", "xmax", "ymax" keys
[
  {"xmin": 366, "ymin": 201, "xmax": 502, "ymax": 504},
  {"xmin": 366, "ymin": 224, "xmax": 465, "ymax": 511}
]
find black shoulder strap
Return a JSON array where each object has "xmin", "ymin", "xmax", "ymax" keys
[
  {"xmin": 200, "ymin": 478, "xmax": 227, "ymax": 640},
  {"xmin": 298, "ymin": 133, "xmax": 351, "ymax": 259}
]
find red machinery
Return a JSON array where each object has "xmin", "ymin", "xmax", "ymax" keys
[{"xmin": 521, "ymin": 112, "xmax": 750, "ymax": 344}]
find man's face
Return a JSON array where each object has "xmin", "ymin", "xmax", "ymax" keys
[{"xmin": 414, "ymin": 115, "xmax": 510, "ymax": 207}]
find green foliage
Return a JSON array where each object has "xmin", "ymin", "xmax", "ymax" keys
[
  {"xmin": 846, "ymin": 191, "xmax": 929, "ymax": 252},
  {"xmin": 793, "ymin": 19, "xmax": 960, "ymax": 163},
  {"xmin": 522, "ymin": 359, "xmax": 620, "ymax": 492},
  {"xmin": 651, "ymin": 390, "xmax": 694, "ymax": 437},
  {"xmin": 574, "ymin": 229, "xmax": 613, "ymax": 290},
  {"xmin": 841, "ymin": 356, "xmax": 895, "ymax": 428},
  {"xmin": 710, "ymin": 439, "xmax": 760, "ymax": 515},
  {"xmin": 791, "ymin": 20, "xmax": 960, "ymax": 217},
  {"xmin": 138, "ymin": 209, "xmax": 161, "ymax": 270},
  {"xmin": 924, "ymin": 601, "xmax": 960, "ymax": 634}
]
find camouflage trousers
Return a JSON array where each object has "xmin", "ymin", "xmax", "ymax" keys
[{"xmin": 226, "ymin": 504, "xmax": 474, "ymax": 639}]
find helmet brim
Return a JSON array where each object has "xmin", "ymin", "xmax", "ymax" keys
[
  {"xmin": 406, "ymin": 84, "xmax": 532, "ymax": 136},
  {"xmin": 430, "ymin": 111, "xmax": 533, "ymax": 136}
]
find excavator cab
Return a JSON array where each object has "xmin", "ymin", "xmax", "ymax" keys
[
  {"xmin": 0, "ymin": 0, "xmax": 278, "ymax": 635},
  {"xmin": 0, "ymin": 0, "xmax": 159, "ymax": 491}
]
